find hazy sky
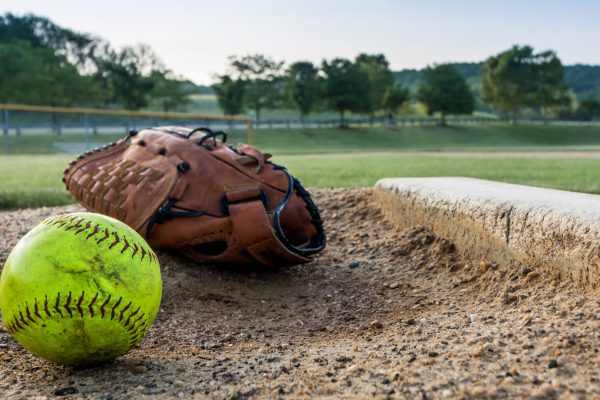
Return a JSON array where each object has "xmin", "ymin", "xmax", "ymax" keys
[{"xmin": 2, "ymin": 0, "xmax": 599, "ymax": 84}]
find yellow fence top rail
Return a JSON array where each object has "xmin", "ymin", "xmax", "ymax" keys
[{"xmin": 0, "ymin": 103, "xmax": 250, "ymax": 122}]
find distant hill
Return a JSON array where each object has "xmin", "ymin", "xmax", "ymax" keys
[
  {"xmin": 180, "ymin": 80, "xmax": 214, "ymax": 95},
  {"xmin": 564, "ymin": 65, "xmax": 600, "ymax": 100},
  {"xmin": 393, "ymin": 63, "xmax": 600, "ymax": 104}
]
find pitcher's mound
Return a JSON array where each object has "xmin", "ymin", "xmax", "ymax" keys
[{"xmin": 0, "ymin": 189, "xmax": 598, "ymax": 398}]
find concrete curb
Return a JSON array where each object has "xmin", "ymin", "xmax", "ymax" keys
[{"xmin": 374, "ymin": 177, "xmax": 600, "ymax": 288}]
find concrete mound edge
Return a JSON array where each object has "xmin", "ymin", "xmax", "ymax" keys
[{"xmin": 374, "ymin": 177, "xmax": 600, "ymax": 288}]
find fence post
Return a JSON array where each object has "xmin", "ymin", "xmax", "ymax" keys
[
  {"xmin": 246, "ymin": 120, "xmax": 253, "ymax": 145},
  {"xmin": 2, "ymin": 108, "xmax": 11, "ymax": 154},
  {"xmin": 84, "ymin": 112, "xmax": 90, "ymax": 151},
  {"xmin": 2, "ymin": 108, "xmax": 8, "ymax": 136}
]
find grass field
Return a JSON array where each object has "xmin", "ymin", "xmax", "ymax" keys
[
  {"xmin": 0, "ymin": 155, "xmax": 74, "ymax": 209},
  {"xmin": 2, "ymin": 124, "xmax": 600, "ymax": 209},
  {"xmin": 278, "ymin": 154, "xmax": 600, "ymax": 192},
  {"xmin": 252, "ymin": 123, "xmax": 600, "ymax": 154},
  {"xmin": 2, "ymin": 153, "xmax": 600, "ymax": 209},
  {"xmin": 3, "ymin": 124, "xmax": 600, "ymax": 155}
]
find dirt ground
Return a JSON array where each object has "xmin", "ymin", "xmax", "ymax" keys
[{"xmin": 1, "ymin": 188, "xmax": 599, "ymax": 399}]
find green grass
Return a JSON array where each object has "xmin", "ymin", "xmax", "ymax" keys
[
  {"xmin": 0, "ymin": 155, "xmax": 73, "ymax": 209},
  {"xmin": 4, "ymin": 124, "xmax": 600, "ymax": 155},
  {"xmin": 251, "ymin": 124, "xmax": 600, "ymax": 154},
  {"xmin": 277, "ymin": 154, "xmax": 600, "ymax": 193},
  {"xmin": 0, "ymin": 133, "xmax": 125, "ymax": 154},
  {"xmin": 2, "ymin": 153, "xmax": 600, "ymax": 209},
  {"xmin": 4, "ymin": 124, "xmax": 600, "ymax": 209}
]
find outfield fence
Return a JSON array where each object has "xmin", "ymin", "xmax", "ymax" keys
[
  {"xmin": 0, "ymin": 104, "xmax": 252, "ymax": 154},
  {"xmin": 2, "ymin": 103, "xmax": 598, "ymax": 154},
  {"xmin": 250, "ymin": 116, "xmax": 599, "ymax": 129},
  {"xmin": 251, "ymin": 116, "xmax": 499, "ymax": 129}
]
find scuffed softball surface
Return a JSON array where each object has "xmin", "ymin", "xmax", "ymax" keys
[{"xmin": 0, "ymin": 212, "xmax": 162, "ymax": 366}]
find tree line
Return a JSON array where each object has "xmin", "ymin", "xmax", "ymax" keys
[
  {"xmin": 0, "ymin": 13, "xmax": 190, "ymax": 112},
  {"xmin": 213, "ymin": 54, "xmax": 414, "ymax": 126},
  {"xmin": 214, "ymin": 46, "xmax": 600, "ymax": 125},
  {"xmin": 1, "ymin": 13, "xmax": 599, "ymax": 125}
]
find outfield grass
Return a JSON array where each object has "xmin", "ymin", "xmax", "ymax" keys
[
  {"xmin": 0, "ymin": 155, "xmax": 73, "ymax": 209},
  {"xmin": 253, "ymin": 124, "xmax": 600, "ymax": 154},
  {"xmin": 2, "ymin": 153, "xmax": 600, "ymax": 209},
  {"xmin": 3, "ymin": 124, "xmax": 600, "ymax": 155},
  {"xmin": 3, "ymin": 124, "xmax": 600, "ymax": 209},
  {"xmin": 0, "ymin": 133, "xmax": 125, "ymax": 154},
  {"xmin": 277, "ymin": 154, "xmax": 600, "ymax": 193}
]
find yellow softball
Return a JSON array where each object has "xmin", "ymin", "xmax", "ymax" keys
[{"xmin": 0, "ymin": 212, "xmax": 162, "ymax": 366}]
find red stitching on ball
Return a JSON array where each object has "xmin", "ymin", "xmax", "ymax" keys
[
  {"xmin": 43, "ymin": 215, "xmax": 156, "ymax": 264},
  {"xmin": 6, "ymin": 292, "xmax": 151, "ymax": 347}
]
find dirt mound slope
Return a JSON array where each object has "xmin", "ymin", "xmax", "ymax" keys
[{"xmin": 0, "ymin": 189, "xmax": 599, "ymax": 399}]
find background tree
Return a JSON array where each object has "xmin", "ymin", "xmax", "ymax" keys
[
  {"xmin": 0, "ymin": 13, "xmax": 99, "ymax": 69},
  {"xmin": 116, "ymin": 44, "xmax": 165, "ymax": 76},
  {"xmin": 321, "ymin": 58, "xmax": 370, "ymax": 127},
  {"xmin": 93, "ymin": 58, "xmax": 153, "ymax": 110},
  {"xmin": 212, "ymin": 75, "xmax": 246, "ymax": 115},
  {"xmin": 92, "ymin": 44, "xmax": 163, "ymax": 109},
  {"xmin": 391, "ymin": 62, "xmax": 600, "ymax": 114},
  {"xmin": 244, "ymin": 78, "xmax": 284, "ymax": 123},
  {"xmin": 564, "ymin": 65, "xmax": 600, "ymax": 101},
  {"xmin": 0, "ymin": 41, "xmax": 94, "ymax": 106},
  {"xmin": 0, "ymin": 13, "xmax": 102, "ymax": 107},
  {"xmin": 227, "ymin": 54, "xmax": 284, "ymax": 123},
  {"xmin": 285, "ymin": 61, "xmax": 320, "ymax": 119},
  {"xmin": 355, "ymin": 53, "xmax": 394, "ymax": 118},
  {"xmin": 382, "ymin": 84, "xmax": 410, "ymax": 119},
  {"xmin": 0, "ymin": 41, "xmax": 41, "ymax": 103},
  {"xmin": 533, "ymin": 50, "xmax": 569, "ymax": 118},
  {"xmin": 0, "ymin": 13, "xmax": 184, "ymax": 112},
  {"xmin": 481, "ymin": 45, "xmax": 540, "ymax": 123},
  {"xmin": 149, "ymin": 71, "xmax": 191, "ymax": 112},
  {"xmin": 580, "ymin": 99, "xmax": 600, "ymax": 120},
  {"xmin": 418, "ymin": 64, "xmax": 474, "ymax": 125}
]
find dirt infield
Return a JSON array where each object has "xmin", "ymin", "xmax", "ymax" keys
[{"xmin": 1, "ymin": 189, "xmax": 599, "ymax": 399}]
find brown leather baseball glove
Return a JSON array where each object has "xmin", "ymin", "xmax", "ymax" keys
[{"xmin": 63, "ymin": 126, "xmax": 326, "ymax": 267}]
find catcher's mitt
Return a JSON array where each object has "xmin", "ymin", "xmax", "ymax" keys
[{"xmin": 63, "ymin": 126, "xmax": 326, "ymax": 267}]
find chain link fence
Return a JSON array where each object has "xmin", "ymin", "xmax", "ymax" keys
[{"xmin": 1, "ymin": 104, "xmax": 251, "ymax": 154}]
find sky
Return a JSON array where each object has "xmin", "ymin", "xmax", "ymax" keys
[{"xmin": 1, "ymin": 0, "xmax": 599, "ymax": 84}]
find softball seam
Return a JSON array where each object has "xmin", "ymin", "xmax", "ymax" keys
[
  {"xmin": 43, "ymin": 214, "xmax": 157, "ymax": 263},
  {"xmin": 5, "ymin": 291, "xmax": 150, "ymax": 347}
]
